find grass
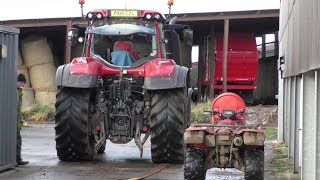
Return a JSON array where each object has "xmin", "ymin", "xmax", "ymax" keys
[
  {"xmin": 271, "ymin": 143, "xmax": 294, "ymax": 175},
  {"xmin": 22, "ymin": 103, "xmax": 55, "ymax": 121},
  {"xmin": 264, "ymin": 127, "xmax": 278, "ymax": 140},
  {"xmin": 190, "ymin": 101, "xmax": 212, "ymax": 123}
]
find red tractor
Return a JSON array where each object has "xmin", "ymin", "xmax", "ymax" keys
[
  {"xmin": 55, "ymin": 9, "xmax": 193, "ymax": 164},
  {"xmin": 184, "ymin": 92, "xmax": 265, "ymax": 179}
]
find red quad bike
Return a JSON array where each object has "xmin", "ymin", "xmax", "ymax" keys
[
  {"xmin": 184, "ymin": 92, "xmax": 265, "ymax": 180},
  {"xmin": 54, "ymin": 9, "xmax": 193, "ymax": 164}
]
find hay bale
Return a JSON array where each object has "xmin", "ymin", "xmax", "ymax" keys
[
  {"xmin": 21, "ymin": 35, "xmax": 54, "ymax": 68},
  {"xmin": 22, "ymin": 88, "xmax": 35, "ymax": 108},
  {"xmin": 18, "ymin": 51, "xmax": 23, "ymax": 66},
  {"xmin": 29, "ymin": 63, "xmax": 56, "ymax": 89},
  {"xmin": 17, "ymin": 66, "xmax": 31, "ymax": 87},
  {"xmin": 34, "ymin": 88, "xmax": 56, "ymax": 105}
]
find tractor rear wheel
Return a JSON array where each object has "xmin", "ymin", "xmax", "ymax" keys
[
  {"xmin": 55, "ymin": 87, "xmax": 95, "ymax": 161},
  {"xmin": 150, "ymin": 88, "xmax": 185, "ymax": 164},
  {"xmin": 244, "ymin": 149, "xmax": 264, "ymax": 180},
  {"xmin": 184, "ymin": 145, "xmax": 206, "ymax": 180}
]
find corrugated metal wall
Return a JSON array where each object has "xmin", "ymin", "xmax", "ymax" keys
[
  {"xmin": 0, "ymin": 25, "xmax": 20, "ymax": 171},
  {"xmin": 279, "ymin": 0, "xmax": 320, "ymax": 179},
  {"xmin": 279, "ymin": 0, "xmax": 320, "ymax": 77}
]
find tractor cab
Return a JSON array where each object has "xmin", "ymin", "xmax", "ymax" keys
[{"xmin": 67, "ymin": 9, "xmax": 193, "ymax": 68}]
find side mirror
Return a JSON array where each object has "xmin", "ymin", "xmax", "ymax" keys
[
  {"xmin": 0, "ymin": 44, "xmax": 7, "ymax": 59},
  {"xmin": 183, "ymin": 29, "xmax": 193, "ymax": 47},
  {"xmin": 67, "ymin": 28, "xmax": 80, "ymax": 46}
]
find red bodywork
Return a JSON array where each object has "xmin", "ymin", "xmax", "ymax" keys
[
  {"xmin": 69, "ymin": 57, "xmax": 176, "ymax": 77},
  {"xmin": 211, "ymin": 92, "xmax": 246, "ymax": 125},
  {"xmin": 214, "ymin": 33, "xmax": 258, "ymax": 91}
]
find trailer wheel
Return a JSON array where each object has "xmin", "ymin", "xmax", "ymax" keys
[
  {"xmin": 244, "ymin": 149, "xmax": 264, "ymax": 180},
  {"xmin": 150, "ymin": 88, "xmax": 185, "ymax": 164},
  {"xmin": 55, "ymin": 87, "xmax": 95, "ymax": 161},
  {"xmin": 184, "ymin": 145, "xmax": 206, "ymax": 180}
]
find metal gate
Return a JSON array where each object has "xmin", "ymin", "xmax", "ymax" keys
[{"xmin": 0, "ymin": 25, "xmax": 20, "ymax": 171}]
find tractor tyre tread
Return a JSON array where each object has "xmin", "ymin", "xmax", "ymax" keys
[
  {"xmin": 55, "ymin": 87, "xmax": 94, "ymax": 161},
  {"xmin": 150, "ymin": 89, "xmax": 185, "ymax": 164}
]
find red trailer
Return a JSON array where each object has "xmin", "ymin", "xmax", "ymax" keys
[
  {"xmin": 191, "ymin": 32, "xmax": 259, "ymax": 103},
  {"xmin": 214, "ymin": 32, "xmax": 258, "ymax": 103}
]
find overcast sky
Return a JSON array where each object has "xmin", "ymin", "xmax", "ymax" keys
[{"xmin": 0, "ymin": 0, "xmax": 279, "ymax": 21}]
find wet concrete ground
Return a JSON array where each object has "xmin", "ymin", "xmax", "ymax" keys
[
  {"xmin": 0, "ymin": 123, "xmax": 292, "ymax": 180},
  {"xmin": 0, "ymin": 124, "xmax": 182, "ymax": 180}
]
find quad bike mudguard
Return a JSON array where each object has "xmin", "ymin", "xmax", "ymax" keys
[{"xmin": 56, "ymin": 57, "xmax": 188, "ymax": 90}]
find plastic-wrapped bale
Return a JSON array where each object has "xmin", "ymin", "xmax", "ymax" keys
[
  {"xmin": 34, "ymin": 86, "xmax": 56, "ymax": 105},
  {"xmin": 17, "ymin": 66, "xmax": 31, "ymax": 87},
  {"xmin": 22, "ymin": 88, "xmax": 35, "ymax": 108},
  {"xmin": 18, "ymin": 51, "xmax": 23, "ymax": 66},
  {"xmin": 29, "ymin": 62, "xmax": 56, "ymax": 89},
  {"xmin": 21, "ymin": 35, "xmax": 54, "ymax": 68}
]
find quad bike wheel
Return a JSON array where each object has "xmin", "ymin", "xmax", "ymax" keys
[
  {"xmin": 97, "ymin": 141, "xmax": 106, "ymax": 154},
  {"xmin": 244, "ymin": 149, "xmax": 264, "ymax": 180},
  {"xmin": 55, "ymin": 87, "xmax": 95, "ymax": 161},
  {"xmin": 184, "ymin": 145, "xmax": 207, "ymax": 180},
  {"xmin": 150, "ymin": 88, "xmax": 185, "ymax": 164}
]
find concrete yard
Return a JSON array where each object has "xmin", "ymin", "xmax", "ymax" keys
[{"xmin": 0, "ymin": 123, "xmax": 297, "ymax": 180}]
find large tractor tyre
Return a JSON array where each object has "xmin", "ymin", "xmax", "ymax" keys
[
  {"xmin": 184, "ymin": 145, "xmax": 206, "ymax": 180},
  {"xmin": 55, "ymin": 87, "xmax": 95, "ymax": 161},
  {"xmin": 150, "ymin": 88, "xmax": 185, "ymax": 164},
  {"xmin": 244, "ymin": 149, "xmax": 264, "ymax": 180}
]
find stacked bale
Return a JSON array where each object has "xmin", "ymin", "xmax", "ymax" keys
[
  {"xmin": 21, "ymin": 35, "xmax": 56, "ymax": 105},
  {"xmin": 17, "ymin": 51, "xmax": 35, "ymax": 107}
]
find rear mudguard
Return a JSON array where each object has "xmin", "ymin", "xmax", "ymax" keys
[
  {"xmin": 56, "ymin": 64, "xmax": 98, "ymax": 88},
  {"xmin": 144, "ymin": 65, "xmax": 188, "ymax": 90},
  {"xmin": 184, "ymin": 126, "xmax": 265, "ymax": 147}
]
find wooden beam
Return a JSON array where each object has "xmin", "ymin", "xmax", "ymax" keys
[{"xmin": 222, "ymin": 19, "xmax": 229, "ymax": 93}]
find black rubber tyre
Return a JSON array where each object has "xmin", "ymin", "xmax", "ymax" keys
[
  {"xmin": 97, "ymin": 141, "xmax": 106, "ymax": 154},
  {"xmin": 150, "ymin": 89, "xmax": 185, "ymax": 164},
  {"xmin": 184, "ymin": 145, "xmax": 206, "ymax": 180},
  {"xmin": 55, "ymin": 87, "xmax": 95, "ymax": 161},
  {"xmin": 244, "ymin": 149, "xmax": 264, "ymax": 180}
]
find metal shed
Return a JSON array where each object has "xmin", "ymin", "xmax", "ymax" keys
[
  {"xmin": 0, "ymin": 25, "xmax": 20, "ymax": 171},
  {"xmin": 278, "ymin": 0, "xmax": 320, "ymax": 179}
]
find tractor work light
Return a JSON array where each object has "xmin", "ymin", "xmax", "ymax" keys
[
  {"xmin": 96, "ymin": 13, "xmax": 103, "ymax": 19},
  {"xmin": 87, "ymin": 12, "xmax": 93, "ymax": 19},
  {"xmin": 154, "ymin": 14, "xmax": 161, "ymax": 19},
  {"xmin": 145, "ymin": 14, "xmax": 152, "ymax": 19}
]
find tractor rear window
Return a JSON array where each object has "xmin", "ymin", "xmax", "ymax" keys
[
  {"xmin": 88, "ymin": 19, "xmax": 158, "ymax": 67},
  {"xmin": 87, "ymin": 19, "xmax": 155, "ymax": 36}
]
